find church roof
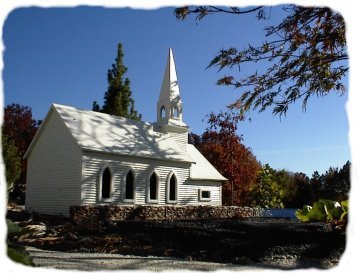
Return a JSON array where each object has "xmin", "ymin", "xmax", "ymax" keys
[
  {"xmin": 187, "ymin": 144, "xmax": 227, "ymax": 181},
  {"xmin": 57, "ymin": 104, "xmax": 196, "ymax": 162},
  {"xmin": 25, "ymin": 103, "xmax": 194, "ymax": 163},
  {"xmin": 25, "ymin": 103, "xmax": 227, "ymax": 181}
]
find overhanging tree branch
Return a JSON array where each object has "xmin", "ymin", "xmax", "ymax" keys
[{"xmin": 174, "ymin": 5, "xmax": 348, "ymax": 117}]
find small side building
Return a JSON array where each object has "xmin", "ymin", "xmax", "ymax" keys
[{"xmin": 24, "ymin": 49, "xmax": 227, "ymax": 215}]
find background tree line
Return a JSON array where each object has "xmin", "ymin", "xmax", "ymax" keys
[{"xmin": 189, "ymin": 110, "xmax": 350, "ymax": 208}]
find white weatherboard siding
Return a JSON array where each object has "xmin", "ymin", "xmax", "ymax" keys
[
  {"xmin": 168, "ymin": 131, "xmax": 188, "ymax": 151},
  {"xmin": 82, "ymin": 151, "xmax": 193, "ymax": 205},
  {"xmin": 25, "ymin": 110, "xmax": 82, "ymax": 215},
  {"xmin": 186, "ymin": 181, "xmax": 222, "ymax": 206}
]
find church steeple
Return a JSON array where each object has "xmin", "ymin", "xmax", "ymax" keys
[{"xmin": 156, "ymin": 48, "xmax": 187, "ymax": 130}]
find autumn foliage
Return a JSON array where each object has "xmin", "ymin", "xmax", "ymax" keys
[
  {"xmin": 190, "ymin": 111, "xmax": 260, "ymax": 206},
  {"xmin": 3, "ymin": 104, "xmax": 38, "ymax": 151},
  {"xmin": 3, "ymin": 103, "xmax": 39, "ymax": 202},
  {"xmin": 175, "ymin": 5, "xmax": 347, "ymax": 117}
]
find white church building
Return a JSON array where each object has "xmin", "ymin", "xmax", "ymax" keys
[{"xmin": 24, "ymin": 49, "xmax": 227, "ymax": 215}]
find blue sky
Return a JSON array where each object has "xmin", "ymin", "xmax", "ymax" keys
[{"xmin": 2, "ymin": 5, "xmax": 350, "ymax": 176}]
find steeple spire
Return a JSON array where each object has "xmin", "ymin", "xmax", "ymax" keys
[
  {"xmin": 159, "ymin": 48, "xmax": 180, "ymax": 102},
  {"xmin": 156, "ymin": 48, "xmax": 187, "ymax": 129},
  {"xmin": 153, "ymin": 48, "xmax": 189, "ymax": 151}
]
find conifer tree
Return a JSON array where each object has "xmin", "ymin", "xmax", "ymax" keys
[{"xmin": 93, "ymin": 43, "xmax": 141, "ymax": 120}]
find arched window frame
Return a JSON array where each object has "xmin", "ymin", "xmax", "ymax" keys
[
  {"xmin": 166, "ymin": 171, "xmax": 178, "ymax": 204},
  {"xmin": 146, "ymin": 170, "xmax": 160, "ymax": 204},
  {"xmin": 98, "ymin": 164, "xmax": 114, "ymax": 203},
  {"xmin": 160, "ymin": 105, "xmax": 166, "ymax": 119},
  {"xmin": 123, "ymin": 167, "xmax": 136, "ymax": 203},
  {"xmin": 172, "ymin": 106, "xmax": 180, "ymax": 119}
]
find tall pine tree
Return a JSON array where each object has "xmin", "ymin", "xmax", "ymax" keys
[{"xmin": 93, "ymin": 43, "xmax": 141, "ymax": 120}]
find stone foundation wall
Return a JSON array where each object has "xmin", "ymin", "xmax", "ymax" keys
[{"xmin": 70, "ymin": 205, "xmax": 265, "ymax": 230}]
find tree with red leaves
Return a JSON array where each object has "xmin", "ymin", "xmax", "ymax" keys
[
  {"xmin": 190, "ymin": 111, "xmax": 260, "ymax": 206},
  {"xmin": 3, "ymin": 103, "xmax": 39, "ymax": 203}
]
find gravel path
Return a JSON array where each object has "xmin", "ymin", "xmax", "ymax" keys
[
  {"xmin": 8, "ymin": 208, "xmax": 343, "ymax": 271},
  {"xmin": 26, "ymin": 246, "xmax": 261, "ymax": 271}
]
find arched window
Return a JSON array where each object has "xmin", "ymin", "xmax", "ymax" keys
[
  {"xmin": 160, "ymin": 106, "xmax": 166, "ymax": 118},
  {"xmin": 102, "ymin": 168, "xmax": 111, "ymax": 199},
  {"xmin": 149, "ymin": 172, "xmax": 158, "ymax": 201},
  {"xmin": 99, "ymin": 165, "xmax": 113, "ymax": 201},
  {"xmin": 173, "ymin": 106, "xmax": 179, "ymax": 118},
  {"xmin": 125, "ymin": 170, "xmax": 135, "ymax": 200},
  {"xmin": 167, "ymin": 172, "xmax": 177, "ymax": 203}
]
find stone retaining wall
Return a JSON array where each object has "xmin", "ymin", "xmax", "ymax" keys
[{"xmin": 70, "ymin": 205, "xmax": 265, "ymax": 230}]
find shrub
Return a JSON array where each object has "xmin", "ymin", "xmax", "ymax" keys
[
  {"xmin": 7, "ymin": 246, "xmax": 34, "ymax": 266},
  {"xmin": 6, "ymin": 219, "xmax": 34, "ymax": 266},
  {"xmin": 295, "ymin": 199, "xmax": 348, "ymax": 222}
]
